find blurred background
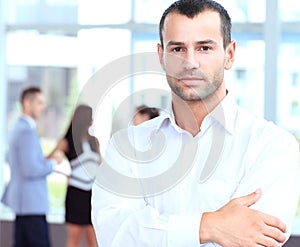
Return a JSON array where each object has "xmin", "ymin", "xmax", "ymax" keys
[{"xmin": 0, "ymin": 0, "xmax": 300, "ymax": 246}]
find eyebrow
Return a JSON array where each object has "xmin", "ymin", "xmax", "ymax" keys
[{"xmin": 166, "ymin": 39, "xmax": 217, "ymax": 47}]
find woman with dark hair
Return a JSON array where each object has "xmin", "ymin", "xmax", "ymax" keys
[{"xmin": 49, "ymin": 104, "xmax": 101, "ymax": 247}]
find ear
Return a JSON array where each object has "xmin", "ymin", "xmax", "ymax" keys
[
  {"xmin": 224, "ymin": 40, "xmax": 236, "ymax": 70},
  {"xmin": 22, "ymin": 98, "xmax": 30, "ymax": 114},
  {"xmin": 157, "ymin": 43, "xmax": 165, "ymax": 70},
  {"xmin": 23, "ymin": 98, "xmax": 30, "ymax": 109}
]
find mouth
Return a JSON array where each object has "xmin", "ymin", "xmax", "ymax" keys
[{"xmin": 179, "ymin": 77, "xmax": 204, "ymax": 86}]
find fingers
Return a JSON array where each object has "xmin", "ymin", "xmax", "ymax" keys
[
  {"xmin": 257, "ymin": 236, "xmax": 283, "ymax": 247},
  {"xmin": 262, "ymin": 215, "xmax": 287, "ymax": 243},
  {"xmin": 257, "ymin": 230, "xmax": 285, "ymax": 247},
  {"xmin": 51, "ymin": 150, "xmax": 65, "ymax": 164},
  {"xmin": 254, "ymin": 217, "xmax": 286, "ymax": 246},
  {"xmin": 252, "ymin": 210, "xmax": 286, "ymax": 246},
  {"xmin": 234, "ymin": 188, "xmax": 262, "ymax": 207},
  {"xmin": 265, "ymin": 214, "xmax": 287, "ymax": 233},
  {"xmin": 263, "ymin": 225, "xmax": 286, "ymax": 243}
]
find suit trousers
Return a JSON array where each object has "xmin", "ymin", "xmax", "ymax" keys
[{"xmin": 14, "ymin": 215, "xmax": 51, "ymax": 247}]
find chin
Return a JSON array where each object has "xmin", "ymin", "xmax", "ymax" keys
[{"xmin": 179, "ymin": 90, "xmax": 209, "ymax": 101}]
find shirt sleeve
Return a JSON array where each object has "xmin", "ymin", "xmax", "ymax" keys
[
  {"xmin": 232, "ymin": 124, "xmax": 300, "ymax": 240},
  {"xmin": 168, "ymin": 214, "xmax": 203, "ymax": 246},
  {"xmin": 18, "ymin": 128, "xmax": 54, "ymax": 178},
  {"xmin": 91, "ymin": 135, "xmax": 203, "ymax": 247},
  {"xmin": 91, "ymin": 182, "xmax": 203, "ymax": 247}
]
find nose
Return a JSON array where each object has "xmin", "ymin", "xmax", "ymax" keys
[{"xmin": 183, "ymin": 50, "xmax": 199, "ymax": 70}]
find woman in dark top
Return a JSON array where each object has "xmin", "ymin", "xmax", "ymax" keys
[{"xmin": 49, "ymin": 104, "xmax": 101, "ymax": 247}]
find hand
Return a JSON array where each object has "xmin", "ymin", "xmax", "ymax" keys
[
  {"xmin": 50, "ymin": 150, "xmax": 65, "ymax": 164},
  {"xmin": 200, "ymin": 189, "xmax": 286, "ymax": 247}
]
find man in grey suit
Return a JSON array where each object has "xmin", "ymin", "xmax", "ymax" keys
[{"xmin": 1, "ymin": 86, "xmax": 63, "ymax": 247}]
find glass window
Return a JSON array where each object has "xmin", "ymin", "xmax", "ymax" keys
[
  {"xmin": 7, "ymin": 0, "xmax": 77, "ymax": 24},
  {"xmin": 7, "ymin": 31, "xmax": 78, "ymax": 67},
  {"xmin": 47, "ymin": 0, "xmax": 77, "ymax": 6},
  {"xmin": 217, "ymin": 0, "xmax": 265, "ymax": 23},
  {"xmin": 277, "ymin": 43, "xmax": 300, "ymax": 135},
  {"xmin": 6, "ymin": 30, "xmax": 81, "ymax": 145},
  {"xmin": 218, "ymin": 0, "xmax": 247, "ymax": 22},
  {"xmin": 77, "ymin": 28, "xmax": 131, "ymax": 76},
  {"xmin": 17, "ymin": 0, "xmax": 39, "ymax": 5},
  {"xmin": 280, "ymin": 0, "xmax": 300, "ymax": 21},
  {"xmin": 222, "ymin": 40, "xmax": 265, "ymax": 117},
  {"xmin": 78, "ymin": 0, "xmax": 131, "ymax": 25},
  {"xmin": 134, "ymin": 0, "xmax": 173, "ymax": 23},
  {"xmin": 134, "ymin": 0, "xmax": 265, "ymax": 23}
]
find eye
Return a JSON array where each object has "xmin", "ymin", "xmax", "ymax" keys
[
  {"xmin": 171, "ymin": 47, "xmax": 184, "ymax": 52},
  {"xmin": 199, "ymin": 46, "xmax": 211, "ymax": 52}
]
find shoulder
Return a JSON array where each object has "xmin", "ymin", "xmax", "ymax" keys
[
  {"xmin": 14, "ymin": 117, "xmax": 30, "ymax": 129},
  {"xmin": 260, "ymin": 120, "xmax": 298, "ymax": 150},
  {"xmin": 236, "ymin": 107, "xmax": 299, "ymax": 151},
  {"xmin": 88, "ymin": 135, "xmax": 101, "ymax": 153},
  {"xmin": 88, "ymin": 135, "xmax": 100, "ymax": 146},
  {"xmin": 10, "ymin": 118, "xmax": 33, "ymax": 138}
]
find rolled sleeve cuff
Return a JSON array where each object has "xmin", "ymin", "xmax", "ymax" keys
[{"xmin": 168, "ymin": 213, "xmax": 202, "ymax": 247}]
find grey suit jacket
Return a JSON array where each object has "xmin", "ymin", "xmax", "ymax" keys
[{"xmin": 1, "ymin": 116, "xmax": 54, "ymax": 215}]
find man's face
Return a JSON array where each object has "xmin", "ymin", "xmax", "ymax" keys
[
  {"xmin": 158, "ymin": 11, "xmax": 235, "ymax": 101},
  {"xmin": 26, "ymin": 93, "xmax": 46, "ymax": 119}
]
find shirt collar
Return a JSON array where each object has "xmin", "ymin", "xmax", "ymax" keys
[
  {"xmin": 155, "ymin": 92, "xmax": 237, "ymax": 136},
  {"xmin": 207, "ymin": 93, "xmax": 237, "ymax": 135},
  {"xmin": 21, "ymin": 114, "xmax": 37, "ymax": 129}
]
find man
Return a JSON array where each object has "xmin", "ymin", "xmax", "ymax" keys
[
  {"xmin": 1, "ymin": 86, "xmax": 63, "ymax": 247},
  {"xmin": 91, "ymin": 0, "xmax": 300, "ymax": 246}
]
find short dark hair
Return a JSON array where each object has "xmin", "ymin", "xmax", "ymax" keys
[
  {"xmin": 159, "ymin": 0, "xmax": 232, "ymax": 50},
  {"xmin": 20, "ymin": 86, "xmax": 41, "ymax": 105},
  {"xmin": 135, "ymin": 105, "xmax": 160, "ymax": 120}
]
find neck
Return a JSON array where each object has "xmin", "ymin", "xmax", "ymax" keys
[
  {"xmin": 22, "ymin": 108, "xmax": 36, "ymax": 120},
  {"xmin": 172, "ymin": 85, "xmax": 226, "ymax": 136},
  {"xmin": 22, "ymin": 112, "xmax": 35, "ymax": 121}
]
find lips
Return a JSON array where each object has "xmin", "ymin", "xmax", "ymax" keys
[{"xmin": 179, "ymin": 77, "xmax": 203, "ymax": 86}]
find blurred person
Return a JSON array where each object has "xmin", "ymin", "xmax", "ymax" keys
[
  {"xmin": 48, "ymin": 104, "xmax": 100, "ymax": 247},
  {"xmin": 91, "ymin": 0, "xmax": 300, "ymax": 246},
  {"xmin": 132, "ymin": 104, "xmax": 160, "ymax": 125},
  {"xmin": 1, "ymin": 86, "xmax": 63, "ymax": 247}
]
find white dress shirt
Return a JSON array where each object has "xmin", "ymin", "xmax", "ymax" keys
[{"xmin": 92, "ymin": 94, "xmax": 300, "ymax": 247}]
